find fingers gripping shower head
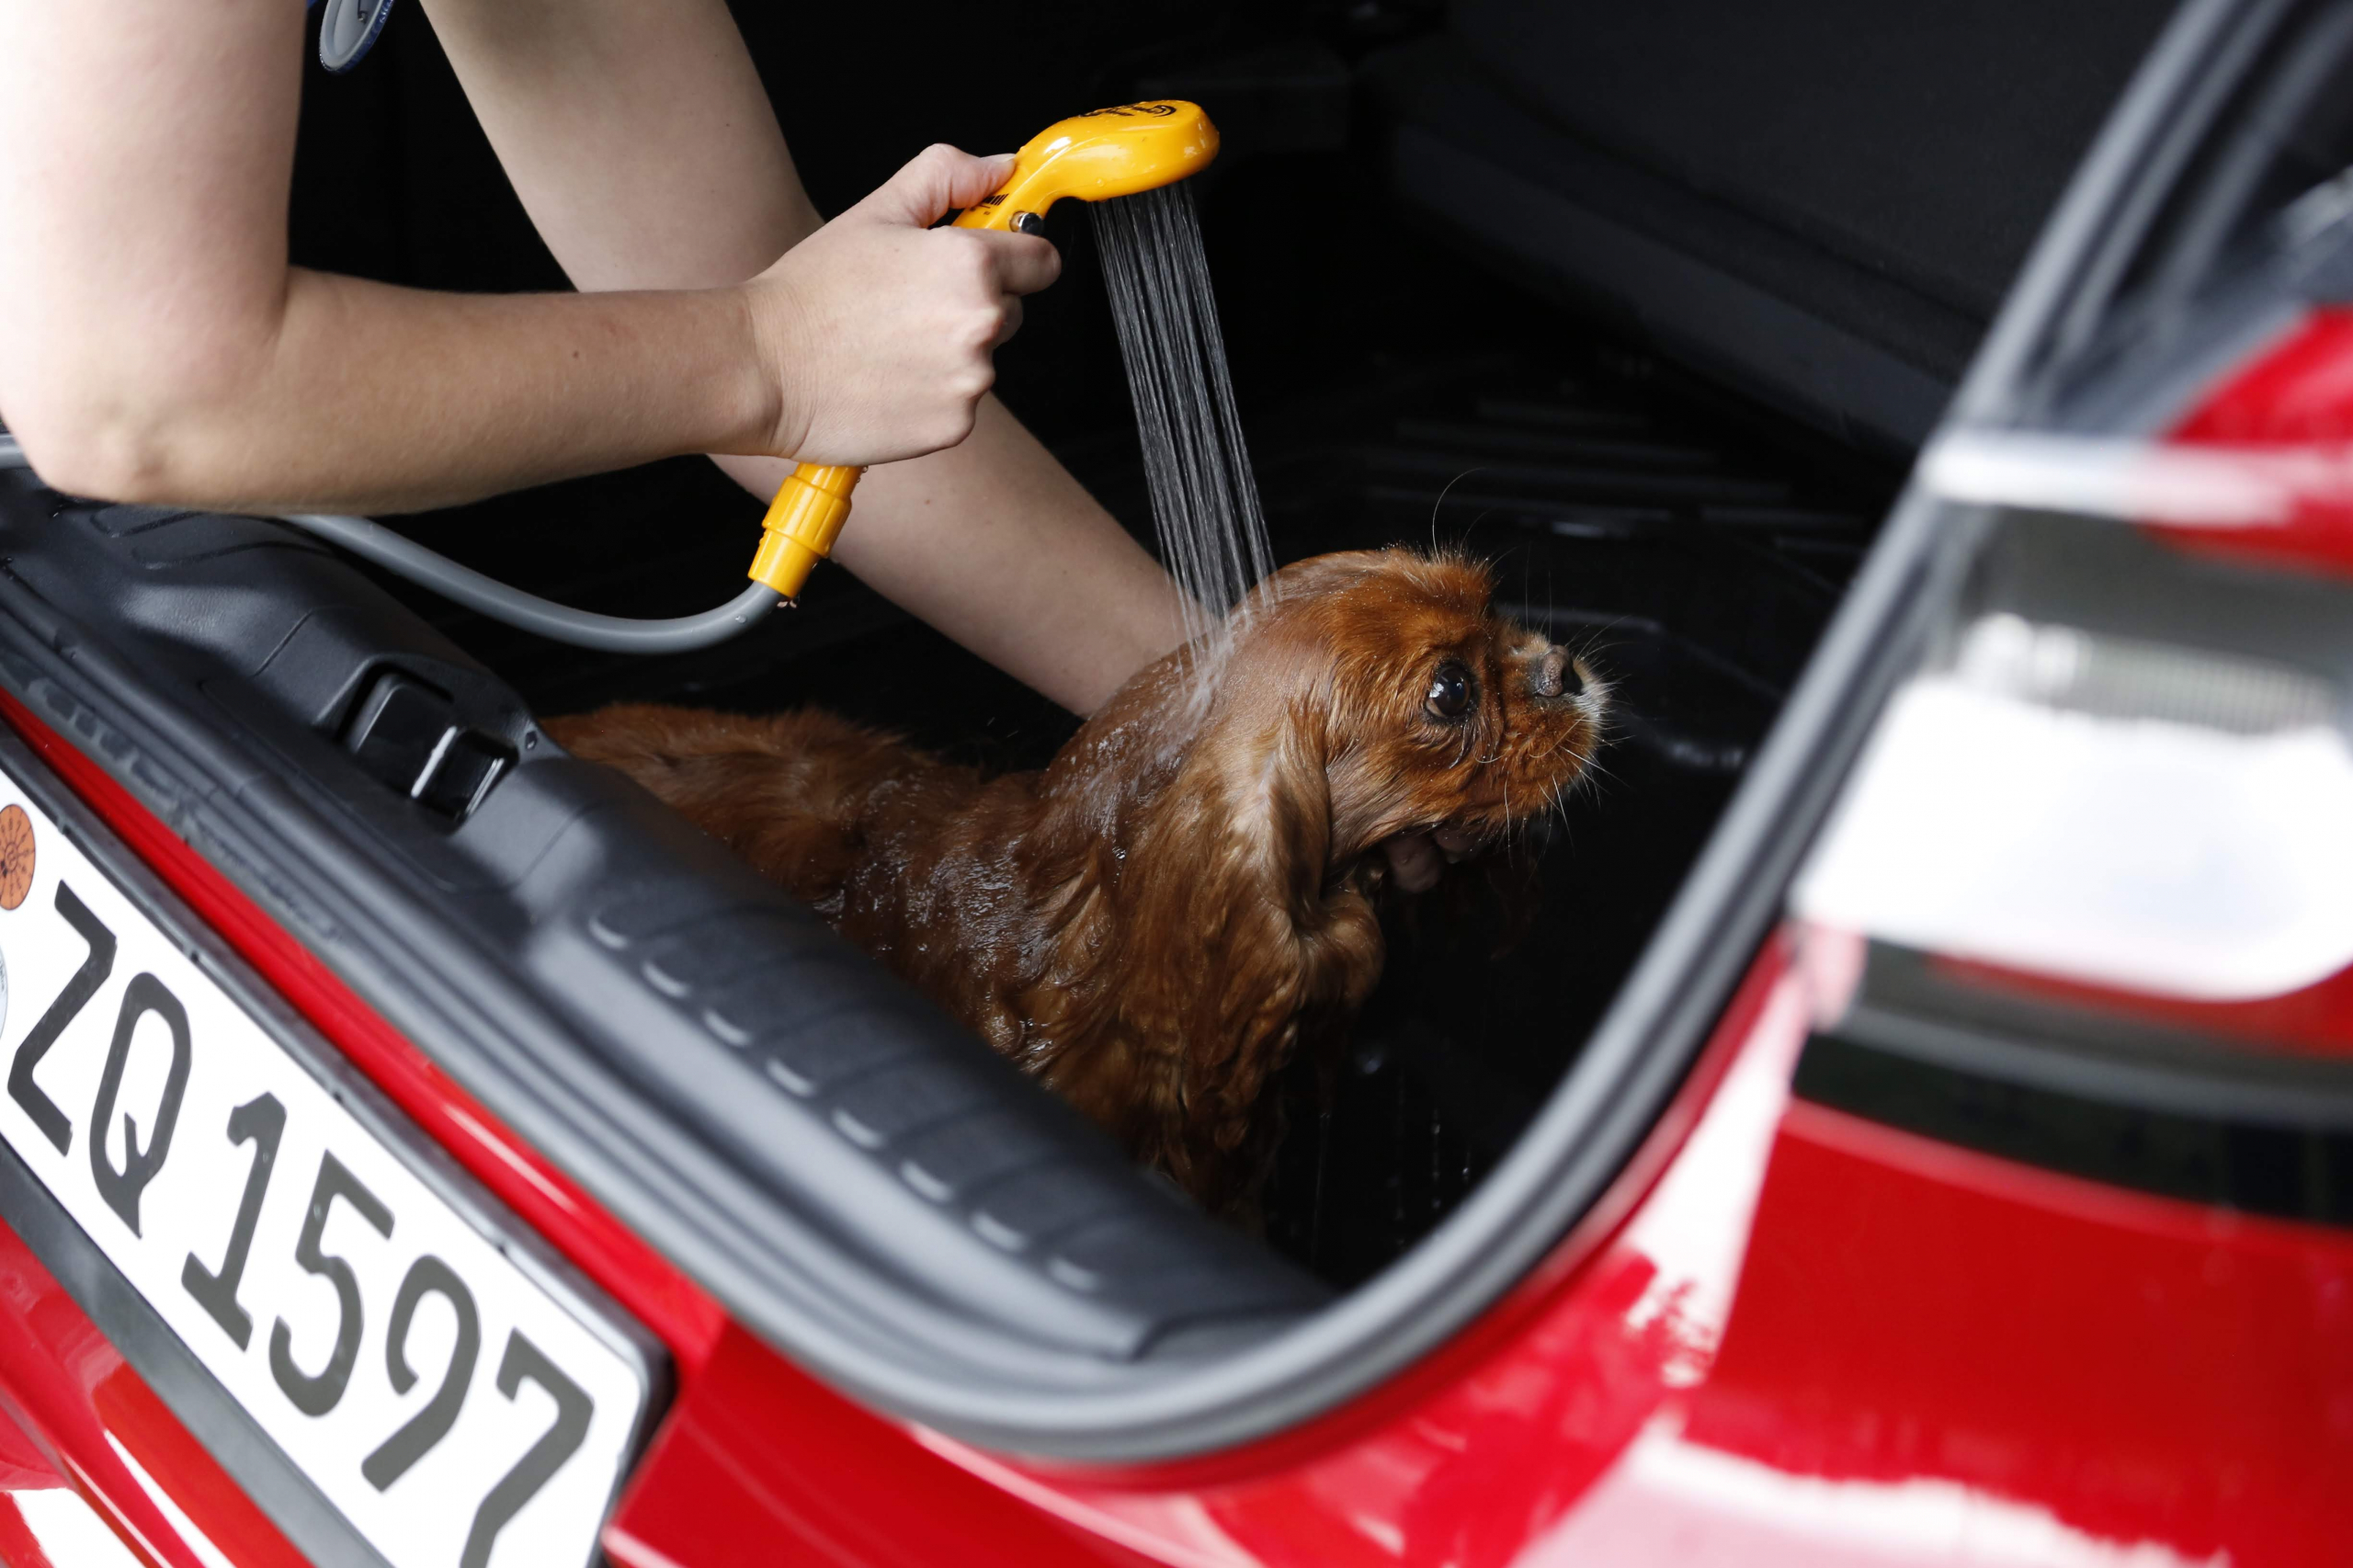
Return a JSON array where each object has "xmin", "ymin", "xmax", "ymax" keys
[{"xmin": 748, "ymin": 102, "xmax": 1219, "ymax": 602}]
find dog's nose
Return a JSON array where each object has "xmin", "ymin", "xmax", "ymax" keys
[{"xmin": 1532, "ymin": 647, "xmax": 1584, "ymax": 700}]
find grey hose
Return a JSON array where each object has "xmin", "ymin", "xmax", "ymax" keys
[
  {"xmin": 278, "ymin": 513, "xmax": 782, "ymax": 653},
  {"xmin": 0, "ymin": 434, "xmax": 782, "ymax": 653}
]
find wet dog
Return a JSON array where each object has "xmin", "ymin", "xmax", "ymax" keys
[{"xmin": 547, "ymin": 550, "xmax": 1605, "ymax": 1213}]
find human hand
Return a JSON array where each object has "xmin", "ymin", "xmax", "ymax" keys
[{"xmin": 745, "ymin": 144, "xmax": 1061, "ymax": 468}]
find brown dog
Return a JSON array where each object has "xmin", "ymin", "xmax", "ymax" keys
[{"xmin": 547, "ymin": 550, "xmax": 1605, "ymax": 1213}]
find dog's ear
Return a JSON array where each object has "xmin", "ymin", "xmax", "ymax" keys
[{"xmin": 1129, "ymin": 719, "xmax": 1384, "ymax": 1209}]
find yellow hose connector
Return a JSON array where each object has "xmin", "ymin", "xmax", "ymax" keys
[
  {"xmin": 748, "ymin": 462, "xmax": 859, "ymax": 600},
  {"xmin": 745, "ymin": 101, "xmax": 1218, "ymax": 602}
]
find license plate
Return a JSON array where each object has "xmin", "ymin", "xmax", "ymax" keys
[{"xmin": 0, "ymin": 767, "xmax": 651, "ymax": 1568}]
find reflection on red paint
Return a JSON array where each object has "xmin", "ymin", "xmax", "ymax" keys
[
  {"xmin": 1935, "ymin": 951, "xmax": 2353, "ymax": 1059},
  {"xmin": 607, "ymin": 1322, "xmax": 1158, "ymax": 1568},
  {"xmin": 1686, "ymin": 1096, "xmax": 2353, "ymax": 1565},
  {"xmin": 0, "ymin": 1212, "xmax": 307, "ymax": 1568},
  {"xmin": 0, "ymin": 1495, "xmax": 55, "ymax": 1568},
  {"xmin": 93, "ymin": 1366, "xmax": 307, "ymax": 1568},
  {"xmin": 2159, "ymin": 308, "xmax": 2353, "ymax": 575},
  {"xmin": 0, "ymin": 1412, "xmax": 55, "ymax": 1495},
  {"xmin": 2177, "ymin": 311, "xmax": 2353, "ymax": 445}
]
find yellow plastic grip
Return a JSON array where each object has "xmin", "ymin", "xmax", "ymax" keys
[{"xmin": 749, "ymin": 463, "xmax": 861, "ymax": 601}]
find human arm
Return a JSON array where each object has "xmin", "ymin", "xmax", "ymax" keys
[
  {"xmin": 0, "ymin": 0, "xmax": 1048, "ymax": 514},
  {"xmin": 421, "ymin": 0, "xmax": 1189, "ymax": 712}
]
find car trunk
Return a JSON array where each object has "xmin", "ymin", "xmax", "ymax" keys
[{"xmin": 0, "ymin": 0, "xmax": 2200, "ymax": 1472}]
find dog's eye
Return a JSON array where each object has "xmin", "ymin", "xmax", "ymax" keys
[{"xmin": 1425, "ymin": 662, "xmax": 1474, "ymax": 720}]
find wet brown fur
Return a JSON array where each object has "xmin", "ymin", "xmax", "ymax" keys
[{"xmin": 544, "ymin": 550, "xmax": 1603, "ymax": 1214}]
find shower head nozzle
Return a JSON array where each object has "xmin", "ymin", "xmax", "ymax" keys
[{"xmin": 952, "ymin": 101, "xmax": 1219, "ymax": 232}]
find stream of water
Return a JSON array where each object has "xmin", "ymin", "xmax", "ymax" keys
[{"xmin": 1092, "ymin": 183, "xmax": 1277, "ymax": 652}]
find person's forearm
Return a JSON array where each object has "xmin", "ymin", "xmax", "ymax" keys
[
  {"xmin": 715, "ymin": 399, "xmax": 1188, "ymax": 714},
  {"xmin": 20, "ymin": 267, "xmax": 773, "ymax": 516}
]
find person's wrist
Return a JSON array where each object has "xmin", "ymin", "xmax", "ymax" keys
[{"xmin": 731, "ymin": 277, "xmax": 805, "ymax": 460}]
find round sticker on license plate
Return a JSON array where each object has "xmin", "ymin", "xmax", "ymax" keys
[{"xmin": 0, "ymin": 772, "xmax": 650, "ymax": 1568}]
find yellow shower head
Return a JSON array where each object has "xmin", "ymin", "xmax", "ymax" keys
[
  {"xmin": 748, "ymin": 101, "xmax": 1220, "ymax": 603},
  {"xmin": 953, "ymin": 101, "xmax": 1220, "ymax": 233}
]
